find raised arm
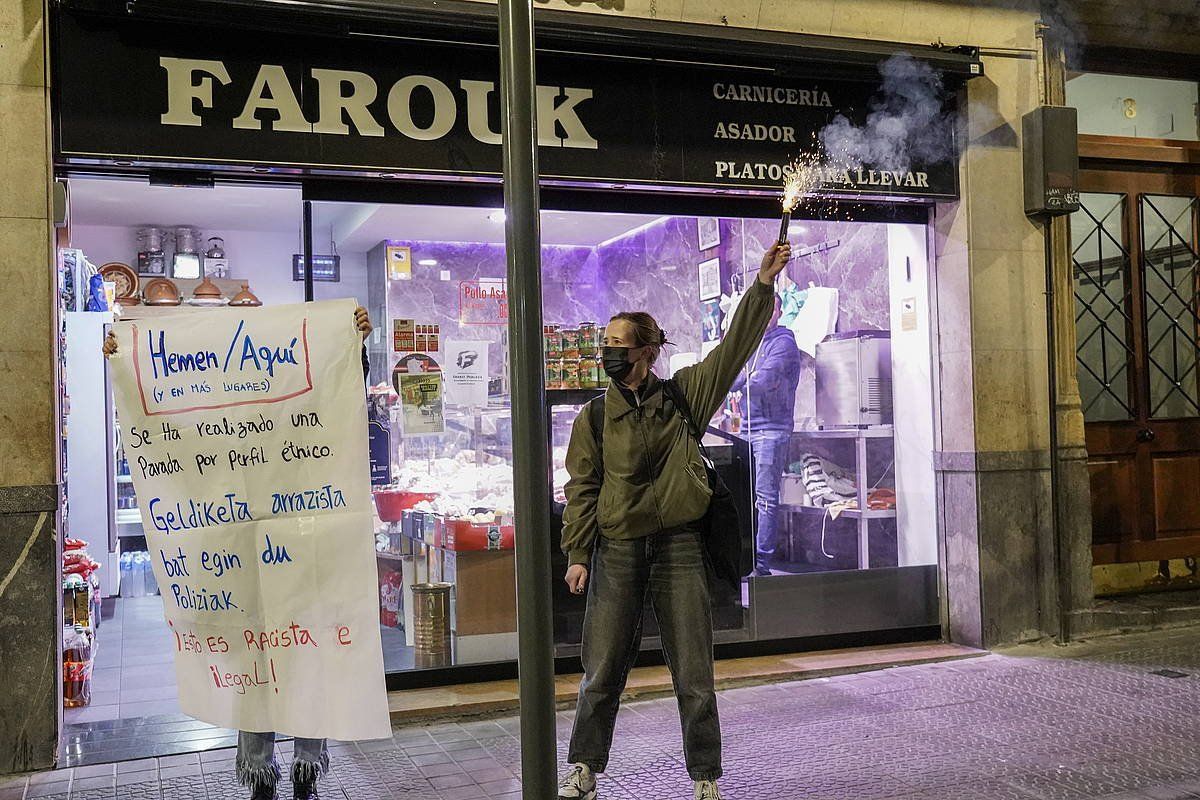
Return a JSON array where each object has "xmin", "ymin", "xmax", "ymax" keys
[{"xmin": 675, "ymin": 244, "xmax": 790, "ymax": 423}]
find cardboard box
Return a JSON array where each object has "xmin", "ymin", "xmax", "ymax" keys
[{"xmin": 442, "ymin": 550, "xmax": 516, "ymax": 636}]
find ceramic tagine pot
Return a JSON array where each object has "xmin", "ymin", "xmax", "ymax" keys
[{"xmin": 229, "ymin": 282, "xmax": 262, "ymax": 307}]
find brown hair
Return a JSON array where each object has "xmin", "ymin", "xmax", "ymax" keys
[{"xmin": 609, "ymin": 311, "xmax": 672, "ymax": 364}]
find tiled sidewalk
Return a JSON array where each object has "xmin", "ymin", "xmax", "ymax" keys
[{"xmin": 7, "ymin": 627, "xmax": 1200, "ymax": 800}]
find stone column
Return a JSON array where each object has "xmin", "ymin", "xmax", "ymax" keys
[
  {"xmin": 933, "ymin": 14, "xmax": 1056, "ymax": 648},
  {"xmin": 0, "ymin": 0, "xmax": 60, "ymax": 774}
]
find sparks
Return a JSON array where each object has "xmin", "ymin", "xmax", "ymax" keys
[{"xmin": 779, "ymin": 149, "xmax": 826, "ymax": 244}]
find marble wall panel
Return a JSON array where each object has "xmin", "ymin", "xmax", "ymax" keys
[
  {"xmin": 0, "ymin": 506, "xmax": 59, "ymax": 773},
  {"xmin": 377, "ymin": 213, "xmax": 896, "ymax": 472}
]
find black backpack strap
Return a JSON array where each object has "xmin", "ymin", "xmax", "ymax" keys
[
  {"xmin": 586, "ymin": 395, "xmax": 606, "ymax": 474},
  {"xmin": 662, "ymin": 381, "xmax": 705, "ymax": 453}
]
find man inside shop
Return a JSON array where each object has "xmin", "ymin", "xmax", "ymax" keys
[{"xmin": 731, "ymin": 294, "xmax": 801, "ymax": 576}]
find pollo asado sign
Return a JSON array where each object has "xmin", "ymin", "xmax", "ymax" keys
[{"xmin": 54, "ymin": 13, "xmax": 958, "ymax": 199}]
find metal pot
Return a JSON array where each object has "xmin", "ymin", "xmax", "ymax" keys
[{"xmin": 206, "ymin": 237, "xmax": 226, "ymax": 259}]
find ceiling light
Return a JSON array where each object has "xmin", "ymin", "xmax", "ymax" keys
[
  {"xmin": 488, "ymin": 210, "xmax": 506, "ymax": 223},
  {"xmin": 418, "ymin": 259, "xmax": 438, "ymax": 266}
]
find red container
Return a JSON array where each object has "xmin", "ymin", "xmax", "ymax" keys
[
  {"xmin": 442, "ymin": 519, "xmax": 516, "ymax": 551},
  {"xmin": 373, "ymin": 489, "xmax": 438, "ymax": 521}
]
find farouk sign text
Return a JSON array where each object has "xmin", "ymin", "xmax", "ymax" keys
[{"xmin": 159, "ymin": 57, "xmax": 601, "ymax": 150}]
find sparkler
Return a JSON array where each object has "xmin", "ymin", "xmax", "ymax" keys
[{"xmin": 778, "ymin": 152, "xmax": 825, "ymax": 244}]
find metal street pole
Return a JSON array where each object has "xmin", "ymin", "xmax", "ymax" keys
[{"xmin": 497, "ymin": 1, "xmax": 557, "ymax": 798}]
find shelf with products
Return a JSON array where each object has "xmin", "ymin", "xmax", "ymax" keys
[{"xmin": 543, "ymin": 321, "xmax": 608, "ymax": 393}]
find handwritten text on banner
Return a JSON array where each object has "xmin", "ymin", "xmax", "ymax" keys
[{"xmin": 109, "ymin": 300, "xmax": 389, "ymax": 740}]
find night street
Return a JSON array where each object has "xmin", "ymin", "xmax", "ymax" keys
[{"xmin": 6, "ymin": 627, "xmax": 1200, "ymax": 799}]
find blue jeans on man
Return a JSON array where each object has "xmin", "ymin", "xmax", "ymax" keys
[{"xmin": 749, "ymin": 429, "xmax": 790, "ymax": 573}]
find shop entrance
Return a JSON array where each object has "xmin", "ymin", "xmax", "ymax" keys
[
  {"xmin": 1073, "ymin": 163, "xmax": 1200, "ymax": 565},
  {"xmin": 57, "ymin": 177, "xmax": 309, "ymax": 761}
]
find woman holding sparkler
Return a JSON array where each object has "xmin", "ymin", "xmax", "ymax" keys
[{"xmin": 557, "ymin": 237, "xmax": 792, "ymax": 800}]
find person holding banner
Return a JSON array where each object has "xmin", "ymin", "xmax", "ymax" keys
[
  {"xmin": 558, "ymin": 244, "xmax": 791, "ymax": 800},
  {"xmin": 104, "ymin": 305, "xmax": 374, "ymax": 800}
]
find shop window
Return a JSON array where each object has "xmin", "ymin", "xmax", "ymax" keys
[
  {"xmin": 57, "ymin": 186, "xmax": 941, "ymax": 683},
  {"xmin": 321, "ymin": 203, "xmax": 939, "ymax": 669}
]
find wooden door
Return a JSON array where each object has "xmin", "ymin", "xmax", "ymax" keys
[{"xmin": 1075, "ymin": 165, "xmax": 1200, "ymax": 564}]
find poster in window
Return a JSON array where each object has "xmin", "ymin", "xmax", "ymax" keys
[
  {"xmin": 398, "ymin": 374, "xmax": 444, "ymax": 435},
  {"xmin": 392, "ymin": 354, "xmax": 444, "ymax": 435},
  {"xmin": 444, "ymin": 341, "xmax": 489, "ymax": 408},
  {"xmin": 697, "ymin": 217, "xmax": 720, "ymax": 252},
  {"xmin": 698, "ymin": 257, "xmax": 721, "ymax": 302},
  {"xmin": 386, "ymin": 246, "xmax": 411, "ymax": 281}
]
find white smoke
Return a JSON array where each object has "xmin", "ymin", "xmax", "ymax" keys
[
  {"xmin": 819, "ymin": 53, "xmax": 956, "ymax": 173},
  {"xmin": 1040, "ymin": 0, "xmax": 1085, "ymax": 69}
]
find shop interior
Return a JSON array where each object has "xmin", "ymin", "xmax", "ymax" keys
[{"xmin": 57, "ymin": 176, "xmax": 937, "ymax": 730}]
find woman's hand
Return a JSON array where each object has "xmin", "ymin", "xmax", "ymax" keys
[
  {"xmin": 355, "ymin": 306, "xmax": 373, "ymax": 340},
  {"xmin": 102, "ymin": 331, "xmax": 118, "ymax": 358},
  {"xmin": 565, "ymin": 564, "xmax": 589, "ymax": 595},
  {"xmin": 758, "ymin": 243, "xmax": 792, "ymax": 285}
]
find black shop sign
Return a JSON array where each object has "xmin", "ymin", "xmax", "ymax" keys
[{"xmin": 53, "ymin": 13, "xmax": 958, "ymax": 199}]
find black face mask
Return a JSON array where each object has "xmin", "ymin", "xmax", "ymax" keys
[{"xmin": 602, "ymin": 346, "xmax": 636, "ymax": 383}]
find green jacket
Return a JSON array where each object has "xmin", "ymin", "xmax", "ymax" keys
[{"xmin": 561, "ymin": 279, "xmax": 776, "ymax": 565}]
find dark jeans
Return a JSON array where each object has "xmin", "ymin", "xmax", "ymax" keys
[
  {"xmin": 749, "ymin": 429, "xmax": 790, "ymax": 570},
  {"xmin": 568, "ymin": 527, "xmax": 721, "ymax": 781}
]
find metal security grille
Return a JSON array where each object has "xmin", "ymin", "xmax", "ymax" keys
[
  {"xmin": 1140, "ymin": 195, "xmax": 1200, "ymax": 418},
  {"xmin": 1072, "ymin": 193, "xmax": 1135, "ymax": 421}
]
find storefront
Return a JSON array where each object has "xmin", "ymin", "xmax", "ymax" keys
[{"xmin": 46, "ymin": 0, "xmax": 981, "ymax": 764}]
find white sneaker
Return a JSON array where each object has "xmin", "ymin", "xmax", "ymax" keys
[
  {"xmin": 558, "ymin": 763, "xmax": 597, "ymax": 800},
  {"xmin": 694, "ymin": 779, "xmax": 723, "ymax": 800}
]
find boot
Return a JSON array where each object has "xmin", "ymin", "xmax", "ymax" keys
[{"xmin": 293, "ymin": 779, "xmax": 318, "ymax": 800}]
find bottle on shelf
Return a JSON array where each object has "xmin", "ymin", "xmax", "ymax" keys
[{"xmin": 62, "ymin": 624, "xmax": 94, "ymax": 708}]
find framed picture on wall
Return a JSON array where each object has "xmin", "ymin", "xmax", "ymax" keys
[
  {"xmin": 701, "ymin": 300, "xmax": 723, "ymax": 342},
  {"xmin": 698, "ymin": 257, "xmax": 721, "ymax": 301},
  {"xmin": 697, "ymin": 217, "xmax": 720, "ymax": 251}
]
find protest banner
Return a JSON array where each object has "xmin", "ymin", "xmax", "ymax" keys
[{"xmin": 108, "ymin": 299, "xmax": 389, "ymax": 741}]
